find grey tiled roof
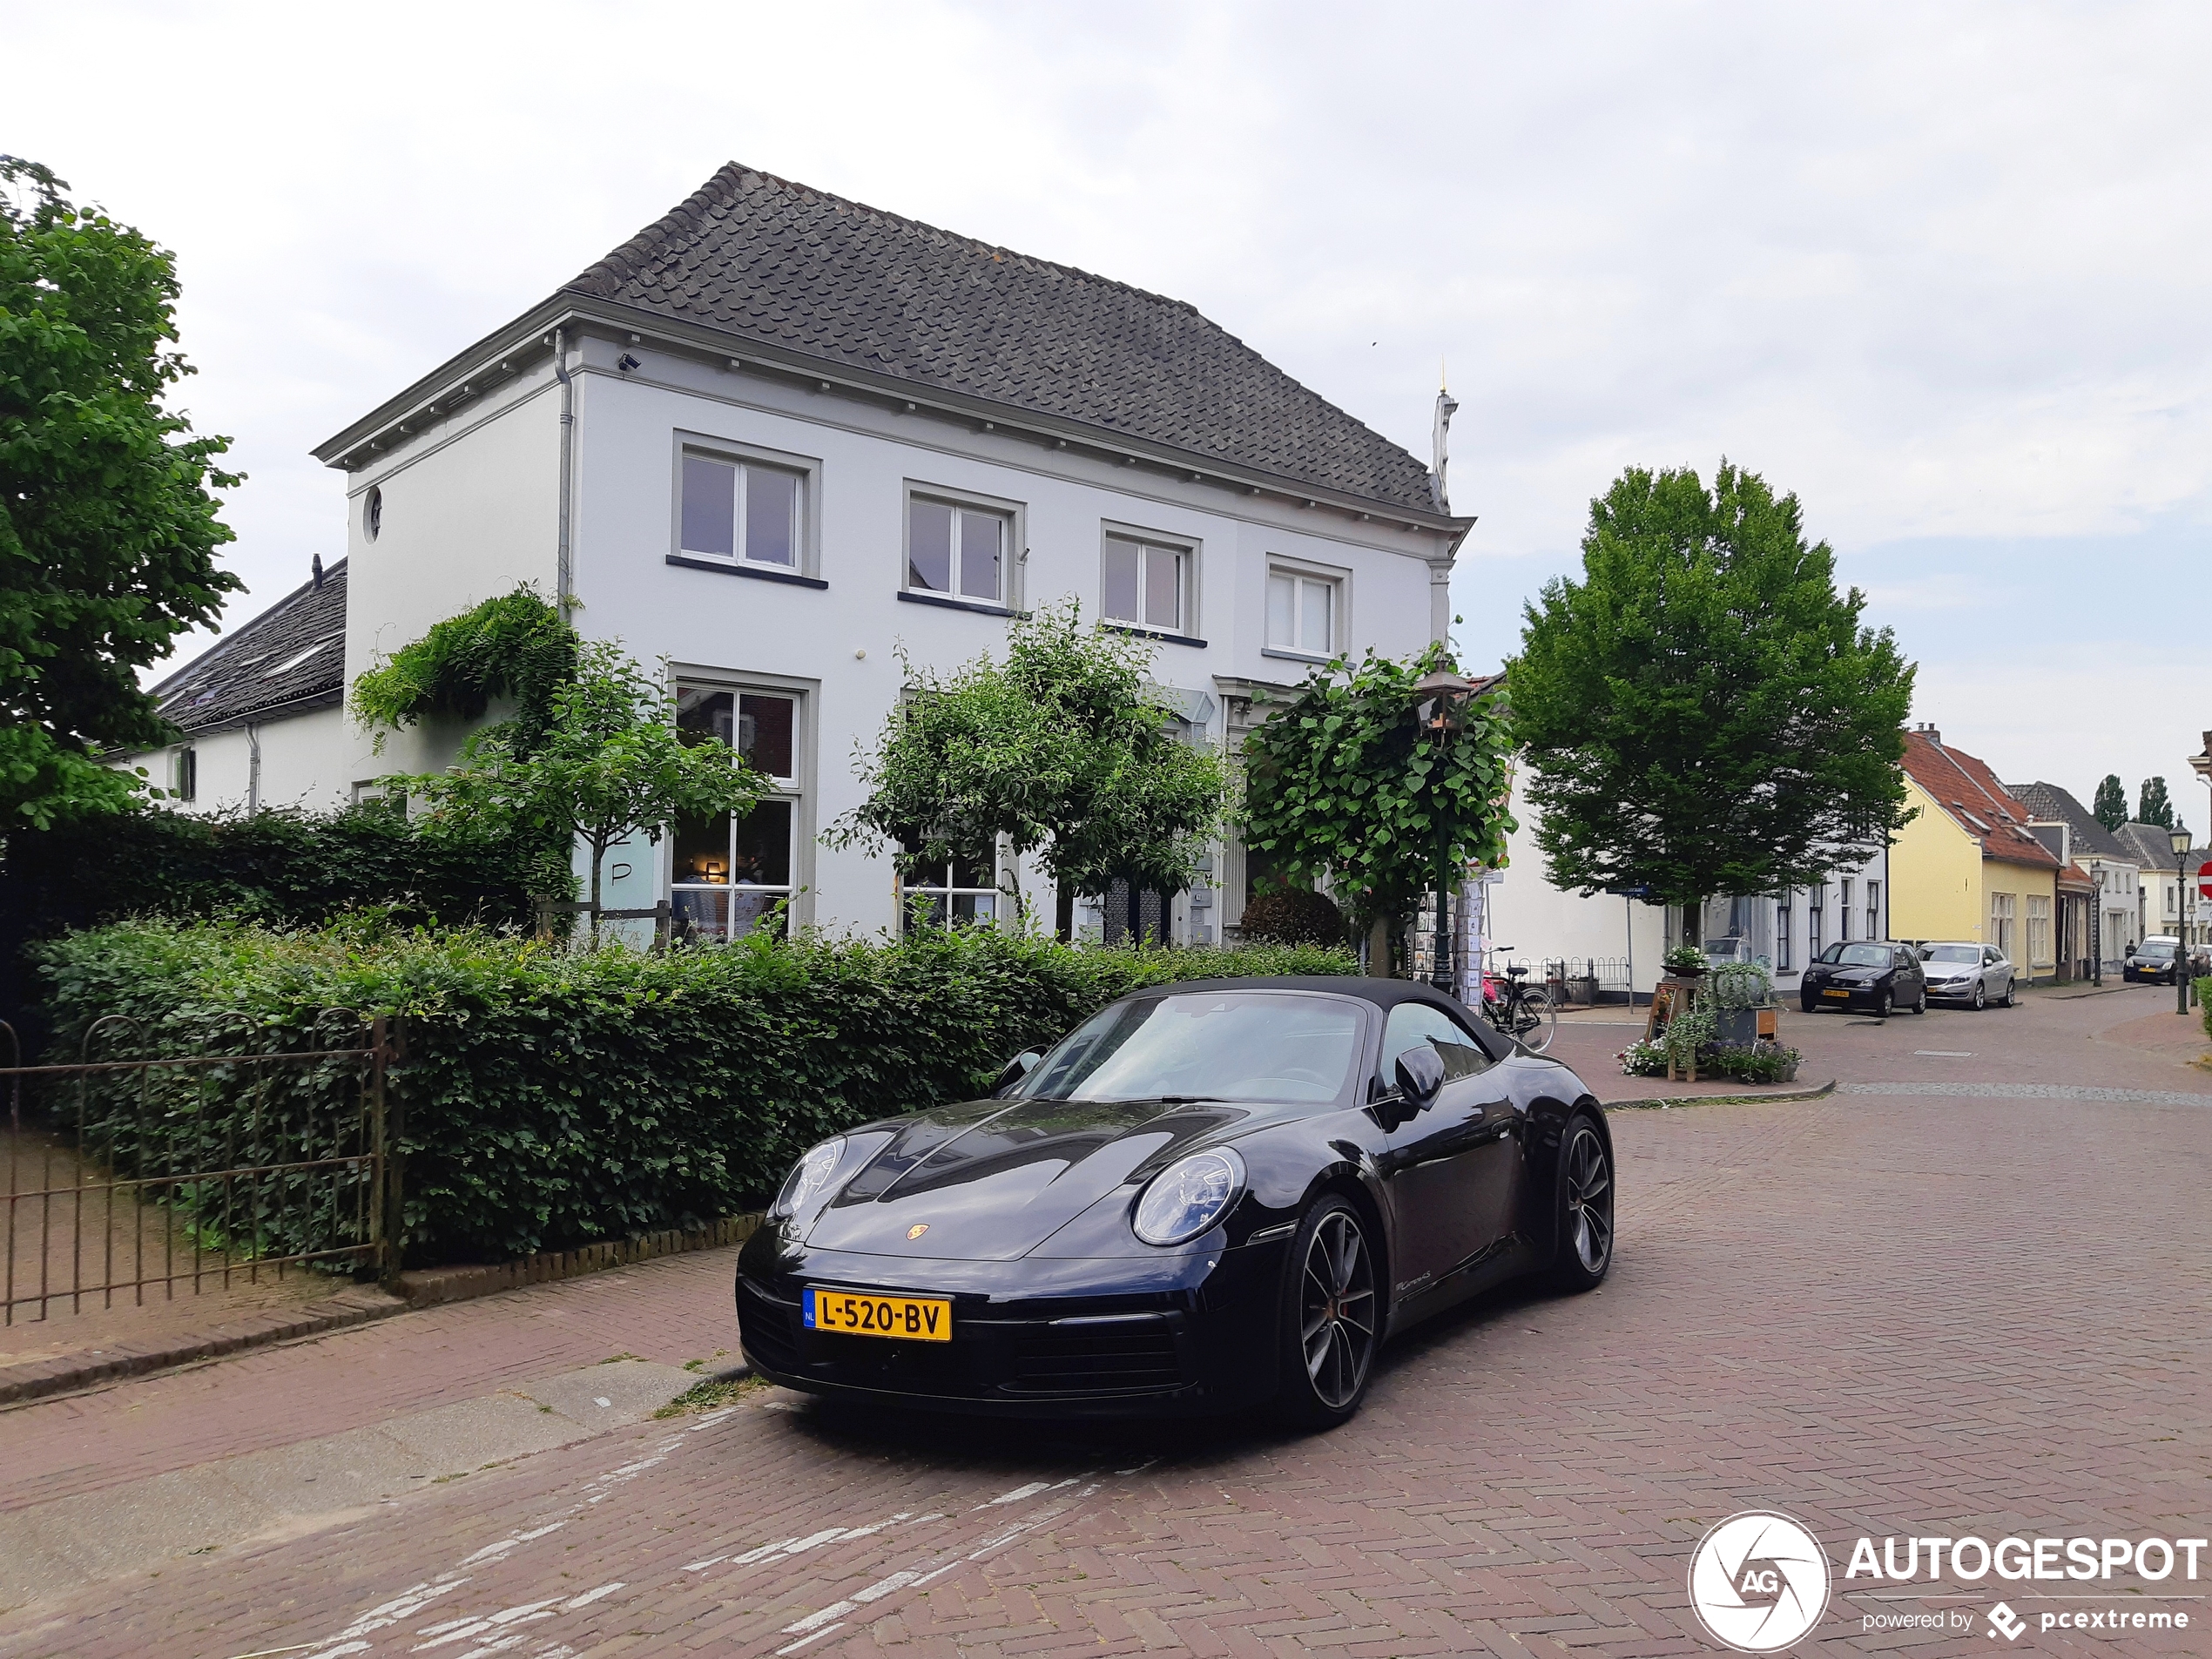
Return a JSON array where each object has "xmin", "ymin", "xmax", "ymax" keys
[
  {"xmin": 149, "ymin": 562, "xmax": 347, "ymax": 736},
  {"xmin": 565, "ymin": 164, "xmax": 1442, "ymax": 516},
  {"xmin": 2114, "ymin": 820, "xmax": 2197, "ymax": 873},
  {"xmin": 2009, "ymin": 781, "xmax": 2132, "ymax": 862}
]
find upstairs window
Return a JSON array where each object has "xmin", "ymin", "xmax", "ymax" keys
[
  {"xmin": 1266, "ymin": 569, "xmax": 1338, "ymax": 657},
  {"xmin": 681, "ymin": 451, "xmax": 802, "ymax": 568},
  {"xmin": 907, "ymin": 496, "xmax": 1007, "ymax": 604},
  {"xmin": 1103, "ymin": 536, "xmax": 1187, "ymax": 634},
  {"xmin": 172, "ymin": 746, "xmax": 197, "ymax": 803}
]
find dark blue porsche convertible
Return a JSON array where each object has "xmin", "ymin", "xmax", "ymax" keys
[{"xmin": 736, "ymin": 976, "xmax": 1614, "ymax": 1429}]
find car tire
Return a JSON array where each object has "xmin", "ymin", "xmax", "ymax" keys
[
  {"xmin": 2001, "ymin": 978, "xmax": 2016, "ymax": 1008},
  {"xmin": 1875, "ymin": 988, "xmax": 1892, "ymax": 1018},
  {"xmin": 1551, "ymin": 1113, "xmax": 1615, "ymax": 1294},
  {"xmin": 1272, "ymin": 1196, "xmax": 1380, "ymax": 1432},
  {"xmin": 1912, "ymin": 986, "xmax": 1928, "ymax": 1014},
  {"xmin": 1972, "ymin": 981, "xmax": 1986, "ymax": 1010},
  {"xmin": 1800, "ymin": 995, "xmax": 1818, "ymax": 1014}
]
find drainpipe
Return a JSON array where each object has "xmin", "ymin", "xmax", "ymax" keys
[
  {"xmin": 246, "ymin": 723, "xmax": 262, "ymax": 813},
  {"xmin": 553, "ymin": 326, "xmax": 575, "ymax": 618}
]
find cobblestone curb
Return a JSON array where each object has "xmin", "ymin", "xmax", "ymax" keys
[
  {"xmin": 1602, "ymin": 1076, "xmax": 1838, "ymax": 1111},
  {"xmin": 0, "ymin": 1214, "xmax": 765, "ymax": 1409}
]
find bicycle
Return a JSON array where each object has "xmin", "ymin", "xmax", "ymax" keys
[{"xmin": 1478, "ymin": 951, "xmax": 1557, "ymax": 1055}]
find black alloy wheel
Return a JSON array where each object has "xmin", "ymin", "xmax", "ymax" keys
[
  {"xmin": 1972, "ymin": 979, "xmax": 1987, "ymax": 1010},
  {"xmin": 1275, "ymin": 1197, "xmax": 1379, "ymax": 1430},
  {"xmin": 1553, "ymin": 1116, "xmax": 1615, "ymax": 1291}
]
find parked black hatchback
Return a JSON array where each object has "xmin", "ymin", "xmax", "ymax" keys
[{"xmin": 1799, "ymin": 941, "xmax": 1927, "ymax": 1015}]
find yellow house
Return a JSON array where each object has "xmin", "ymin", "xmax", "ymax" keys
[{"xmin": 1892, "ymin": 725, "xmax": 2062, "ymax": 977}]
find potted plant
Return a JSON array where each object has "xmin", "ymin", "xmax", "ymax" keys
[
  {"xmin": 1709, "ymin": 961, "xmax": 1774, "ymax": 1045},
  {"xmin": 1662, "ymin": 944, "xmax": 1709, "ymax": 979}
]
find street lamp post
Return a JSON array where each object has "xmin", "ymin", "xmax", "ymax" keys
[
  {"xmin": 1413, "ymin": 664, "xmax": 1474, "ymax": 995},
  {"xmin": 2171, "ymin": 823, "xmax": 2195, "ymax": 1017},
  {"xmin": 2192, "ymin": 732, "xmax": 2212, "ymax": 1006}
]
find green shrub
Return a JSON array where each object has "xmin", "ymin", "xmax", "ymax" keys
[
  {"xmin": 0, "ymin": 805, "xmax": 547, "ymax": 1039},
  {"xmin": 1238, "ymin": 887, "xmax": 1346, "ymax": 948},
  {"xmin": 33, "ymin": 920, "xmax": 1358, "ymax": 1266}
]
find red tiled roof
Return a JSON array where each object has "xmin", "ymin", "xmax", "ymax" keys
[
  {"xmin": 2059, "ymin": 860, "xmax": 2095, "ymax": 893},
  {"xmin": 1901, "ymin": 730, "xmax": 2062, "ymax": 871}
]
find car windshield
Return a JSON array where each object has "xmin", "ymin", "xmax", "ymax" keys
[
  {"xmin": 2138, "ymin": 941, "xmax": 2175, "ymax": 959},
  {"xmin": 1922, "ymin": 946, "xmax": 1979, "ymax": 964},
  {"xmin": 1018, "ymin": 991, "xmax": 1364, "ymax": 1105},
  {"xmin": 1820, "ymin": 943, "xmax": 1892, "ymax": 968}
]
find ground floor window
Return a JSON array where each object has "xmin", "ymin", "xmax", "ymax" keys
[
  {"xmin": 1809, "ymin": 883, "xmax": 1824, "ymax": 956},
  {"xmin": 670, "ymin": 683, "xmax": 802, "ymax": 941},
  {"xmin": 1990, "ymin": 891, "xmax": 2016, "ymax": 959},
  {"xmin": 2027, "ymin": 894, "xmax": 2052, "ymax": 966},
  {"xmin": 1865, "ymin": 880, "xmax": 1880, "ymax": 941},
  {"xmin": 1775, "ymin": 893, "xmax": 1793, "ymax": 971},
  {"xmin": 900, "ymin": 841, "xmax": 1001, "ymax": 930},
  {"xmin": 1839, "ymin": 878, "xmax": 1853, "ymax": 941}
]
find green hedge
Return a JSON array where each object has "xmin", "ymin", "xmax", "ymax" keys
[
  {"xmin": 0, "ymin": 804, "xmax": 547, "ymax": 1041},
  {"xmin": 35, "ymin": 920, "xmax": 1358, "ymax": 1266}
]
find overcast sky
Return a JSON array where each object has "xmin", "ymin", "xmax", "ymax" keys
[{"xmin": 10, "ymin": 0, "xmax": 2210, "ymax": 835}]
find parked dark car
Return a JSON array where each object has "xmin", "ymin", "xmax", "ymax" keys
[
  {"xmin": 735, "ymin": 977, "xmax": 1614, "ymax": 1429},
  {"xmin": 1799, "ymin": 941, "xmax": 1927, "ymax": 1015},
  {"xmin": 1916, "ymin": 942, "xmax": 2016, "ymax": 1008},
  {"xmin": 2125, "ymin": 937, "xmax": 2188, "ymax": 985}
]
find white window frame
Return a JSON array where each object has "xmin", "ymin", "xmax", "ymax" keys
[
  {"xmin": 1100, "ymin": 523, "xmax": 1200, "ymax": 640},
  {"xmin": 1990, "ymin": 891, "xmax": 2017, "ymax": 959},
  {"xmin": 1865, "ymin": 880, "xmax": 1880, "ymax": 941},
  {"xmin": 901, "ymin": 482, "xmax": 1024, "ymax": 611},
  {"xmin": 2027, "ymin": 894, "xmax": 2052, "ymax": 966},
  {"xmin": 1263, "ymin": 557, "xmax": 1347, "ymax": 663},
  {"xmin": 899, "ymin": 846, "xmax": 1006, "ymax": 933},
  {"xmin": 666, "ymin": 673, "xmax": 815, "ymax": 938},
  {"xmin": 671, "ymin": 433, "xmax": 821, "ymax": 577},
  {"xmin": 1839, "ymin": 877, "xmax": 1853, "ymax": 941},
  {"xmin": 1775, "ymin": 891, "xmax": 1793, "ymax": 971},
  {"xmin": 172, "ymin": 745, "xmax": 197, "ymax": 803}
]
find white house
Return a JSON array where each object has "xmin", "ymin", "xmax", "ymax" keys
[
  {"xmin": 134, "ymin": 164, "xmax": 1472, "ymax": 943},
  {"xmin": 2013, "ymin": 781, "xmax": 2140, "ymax": 972},
  {"xmin": 1481, "ymin": 763, "xmax": 1891, "ymax": 1004}
]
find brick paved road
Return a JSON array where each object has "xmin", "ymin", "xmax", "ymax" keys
[{"xmin": 1, "ymin": 986, "xmax": 2205, "ymax": 1657}]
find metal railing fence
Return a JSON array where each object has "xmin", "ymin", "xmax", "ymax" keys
[{"xmin": 1, "ymin": 1011, "xmax": 395, "ymax": 1325}]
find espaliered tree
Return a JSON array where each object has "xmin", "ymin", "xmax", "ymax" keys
[
  {"xmin": 2093, "ymin": 774, "xmax": 2129, "ymax": 833},
  {"xmin": 1510, "ymin": 460, "xmax": 1916, "ymax": 928},
  {"xmin": 0, "ymin": 157, "xmax": 242, "ymax": 828},
  {"xmin": 832, "ymin": 601, "xmax": 1227, "ymax": 935},
  {"xmin": 386, "ymin": 637, "xmax": 765, "ymax": 940},
  {"xmin": 1238, "ymin": 643, "xmax": 1515, "ymax": 973}
]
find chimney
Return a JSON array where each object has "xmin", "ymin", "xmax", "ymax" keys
[{"xmin": 1913, "ymin": 721, "xmax": 1941, "ymax": 745}]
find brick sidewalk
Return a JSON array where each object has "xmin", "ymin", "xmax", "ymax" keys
[{"xmin": 1, "ymin": 985, "xmax": 2206, "ymax": 1656}]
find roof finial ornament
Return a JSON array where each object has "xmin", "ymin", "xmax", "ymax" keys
[
  {"xmin": 1431, "ymin": 364, "xmax": 1460, "ymax": 514},
  {"xmin": 311, "ymin": 552, "xmax": 325, "ymax": 590}
]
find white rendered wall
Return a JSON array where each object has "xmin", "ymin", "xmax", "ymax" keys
[
  {"xmin": 562, "ymin": 336, "xmax": 1451, "ymax": 938},
  {"xmin": 1485, "ymin": 768, "xmax": 1669, "ymax": 997}
]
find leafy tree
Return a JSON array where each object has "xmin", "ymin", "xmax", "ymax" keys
[
  {"xmin": 2137, "ymin": 776, "xmax": 2175, "ymax": 831},
  {"xmin": 2093, "ymin": 774, "xmax": 2128, "ymax": 833},
  {"xmin": 831, "ymin": 601, "xmax": 1226, "ymax": 934},
  {"xmin": 1511, "ymin": 461, "xmax": 1915, "ymax": 915},
  {"xmin": 390, "ymin": 639, "xmax": 765, "ymax": 938},
  {"xmin": 1239, "ymin": 643, "xmax": 1514, "ymax": 970},
  {"xmin": 0, "ymin": 157, "xmax": 242, "ymax": 828}
]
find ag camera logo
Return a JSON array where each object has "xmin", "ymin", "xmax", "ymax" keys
[{"xmin": 1689, "ymin": 1511, "xmax": 1831, "ymax": 1652}]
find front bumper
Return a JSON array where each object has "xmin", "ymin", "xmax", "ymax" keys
[
  {"xmin": 735, "ymin": 1235, "xmax": 1291, "ymax": 1418},
  {"xmin": 1924, "ymin": 979, "xmax": 1979, "ymax": 1001},
  {"xmin": 1802, "ymin": 981, "xmax": 1883, "ymax": 1008}
]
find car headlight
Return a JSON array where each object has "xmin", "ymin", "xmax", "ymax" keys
[
  {"xmin": 1132, "ymin": 1149, "xmax": 1245, "ymax": 1247},
  {"xmin": 772, "ymin": 1136, "xmax": 848, "ymax": 1219}
]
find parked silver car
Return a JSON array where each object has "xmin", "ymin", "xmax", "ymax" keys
[{"xmin": 1917, "ymin": 942, "xmax": 2015, "ymax": 1008}]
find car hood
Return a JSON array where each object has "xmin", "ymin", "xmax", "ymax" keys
[{"xmin": 802, "ymin": 1096, "xmax": 1260, "ymax": 1261}]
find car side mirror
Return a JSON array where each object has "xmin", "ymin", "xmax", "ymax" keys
[
  {"xmin": 991, "ymin": 1047, "xmax": 1045, "ymax": 1096},
  {"xmin": 1394, "ymin": 1047, "xmax": 1446, "ymax": 1112}
]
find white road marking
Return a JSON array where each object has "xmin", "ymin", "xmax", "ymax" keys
[
  {"xmin": 462, "ymin": 1523, "xmax": 566, "ymax": 1565},
  {"xmin": 772, "ymin": 1624, "xmax": 845, "ymax": 1655}
]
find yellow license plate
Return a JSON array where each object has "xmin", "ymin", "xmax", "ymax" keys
[
  {"xmin": 1823, "ymin": 988, "xmax": 1851, "ymax": 998},
  {"xmin": 803, "ymin": 1287, "xmax": 952, "ymax": 1342}
]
